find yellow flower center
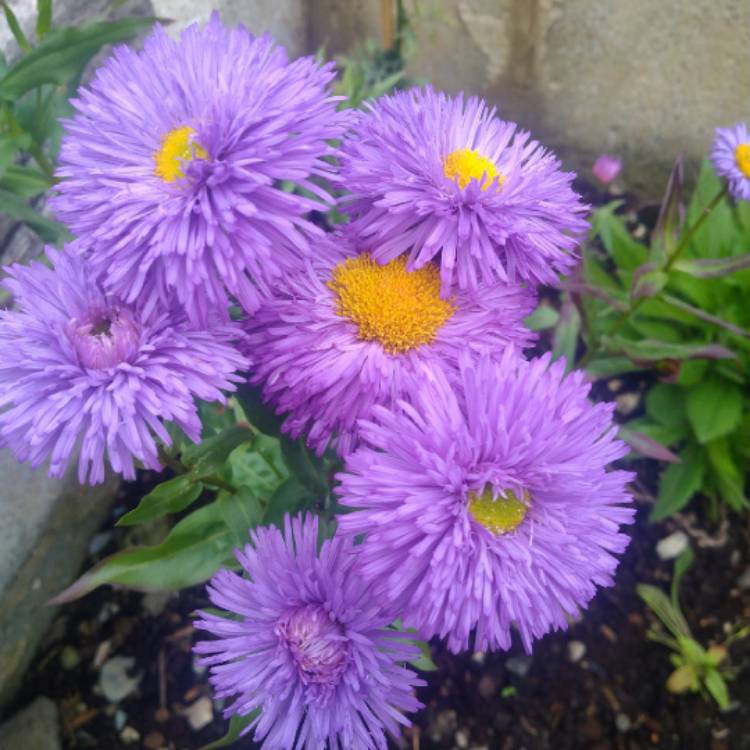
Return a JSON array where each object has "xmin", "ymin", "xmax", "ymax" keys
[
  {"xmin": 468, "ymin": 486, "xmax": 529, "ymax": 535},
  {"xmin": 735, "ymin": 143, "xmax": 750, "ymax": 179},
  {"xmin": 154, "ymin": 126, "xmax": 207, "ymax": 182},
  {"xmin": 443, "ymin": 148, "xmax": 505, "ymax": 190},
  {"xmin": 328, "ymin": 254, "xmax": 455, "ymax": 354}
]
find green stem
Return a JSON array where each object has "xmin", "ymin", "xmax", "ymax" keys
[
  {"xmin": 580, "ymin": 185, "xmax": 728, "ymax": 364},
  {"xmin": 203, "ymin": 476, "xmax": 236, "ymax": 494}
]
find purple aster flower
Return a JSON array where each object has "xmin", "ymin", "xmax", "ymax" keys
[
  {"xmin": 337, "ymin": 87, "xmax": 589, "ymax": 292},
  {"xmin": 592, "ymin": 154, "xmax": 622, "ymax": 186},
  {"xmin": 193, "ymin": 514, "xmax": 423, "ymax": 750},
  {"xmin": 711, "ymin": 123, "xmax": 750, "ymax": 201},
  {"xmin": 50, "ymin": 14, "xmax": 348, "ymax": 324},
  {"xmin": 336, "ymin": 351, "xmax": 635, "ymax": 653},
  {"xmin": 245, "ymin": 231, "xmax": 537, "ymax": 456},
  {"xmin": 0, "ymin": 248, "xmax": 247, "ymax": 484}
]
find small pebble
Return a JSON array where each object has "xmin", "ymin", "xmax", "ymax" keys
[
  {"xmin": 185, "ymin": 697, "xmax": 213, "ymax": 731},
  {"xmin": 93, "ymin": 640, "xmax": 112, "ymax": 669},
  {"xmin": 567, "ymin": 640, "xmax": 586, "ymax": 663},
  {"xmin": 470, "ymin": 651, "xmax": 486, "ymax": 666},
  {"xmin": 656, "ymin": 531, "xmax": 689, "ymax": 561},
  {"xmin": 154, "ymin": 707, "xmax": 170, "ymax": 724},
  {"xmin": 730, "ymin": 550, "xmax": 741, "ymax": 567},
  {"xmin": 455, "ymin": 728, "xmax": 470, "ymax": 748},
  {"xmin": 114, "ymin": 709, "xmax": 127, "ymax": 731},
  {"xmin": 99, "ymin": 656, "xmax": 141, "ymax": 703},
  {"xmin": 144, "ymin": 730, "xmax": 166, "ymax": 749},
  {"xmin": 505, "ymin": 655, "xmax": 532, "ymax": 678},
  {"xmin": 192, "ymin": 655, "xmax": 207, "ymax": 676},
  {"xmin": 615, "ymin": 392, "xmax": 640, "ymax": 416},
  {"xmin": 607, "ymin": 378, "xmax": 622, "ymax": 393},
  {"xmin": 737, "ymin": 567, "xmax": 750, "ymax": 590},
  {"xmin": 120, "ymin": 726, "xmax": 140, "ymax": 745},
  {"xmin": 60, "ymin": 645, "xmax": 80, "ymax": 670},
  {"xmin": 616, "ymin": 713, "xmax": 632, "ymax": 732}
]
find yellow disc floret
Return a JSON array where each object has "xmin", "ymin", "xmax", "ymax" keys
[
  {"xmin": 154, "ymin": 126, "xmax": 207, "ymax": 182},
  {"xmin": 735, "ymin": 144, "xmax": 750, "ymax": 179},
  {"xmin": 443, "ymin": 148, "xmax": 505, "ymax": 190},
  {"xmin": 468, "ymin": 486, "xmax": 529, "ymax": 535},
  {"xmin": 328, "ymin": 254, "xmax": 455, "ymax": 354}
]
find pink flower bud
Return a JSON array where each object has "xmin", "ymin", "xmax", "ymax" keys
[{"xmin": 592, "ymin": 154, "xmax": 622, "ymax": 185}]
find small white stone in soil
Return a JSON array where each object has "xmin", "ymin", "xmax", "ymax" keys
[
  {"xmin": 615, "ymin": 392, "xmax": 640, "ymax": 416},
  {"xmin": 185, "ymin": 697, "xmax": 213, "ymax": 731},
  {"xmin": 656, "ymin": 531, "xmax": 689, "ymax": 561},
  {"xmin": 737, "ymin": 567, "xmax": 750, "ymax": 590},
  {"xmin": 567, "ymin": 640, "xmax": 586, "ymax": 663},
  {"xmin": 120, "ymin": 726, "xmax": 140, "ymax": 744},
  {"xmin": 505, "ymin": 655, "xmax": 532, "ymax": 678},
  {"xmin": 99, "ymin": 656, "xmax": 142, "ymax": 703},
  {"xmin": 615, "ymin": 713, "xmax": 632, "ymax": 732},
  {"xmin": 114, "ymin": 709, "xmax": 127, "ymax": 731},
  {"xmin": 192, "ymin": 655, "xmax": 207, "ymax": 676},
  {"xmin": 455, "ymin": 728, "xmax": 470, "ymax": 748},
  {"xmin": 470, "ymin": 651, "xmax": 486, "ymax": 666}
]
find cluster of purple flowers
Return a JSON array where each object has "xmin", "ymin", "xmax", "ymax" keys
[{"xmin": 0, "ymin": 15, "xmax": 646, "ymax": 749}]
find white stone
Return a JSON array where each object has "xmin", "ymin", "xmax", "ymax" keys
[
  {"xmin": 656, "ymin": 531, "xmax": 690, "ymax": 561},
  {"xmin": 99, "ymin": 656, "xmax": 142, "ymax": 703},
  {"xmin": 185, "ymin": 696, "xmax": 214, "ymax": 731},
  {"xmin": 567, "ymin": 640, "xmax": 586, "ymax": 663}
]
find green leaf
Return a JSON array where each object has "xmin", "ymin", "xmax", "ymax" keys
[
  {"xmin": 0, "ymin": 188, "xmax": 67, "ymax": 243},
  {"xmin": 551, "ymin": 296, "xmax": 580, "ymax": 371},
  {"xmin": 218, "ymin": 488, "xmax": 263, "ymax": 546},
  {"xmin": 704, "ymin": 669, "xmax": 731, "ymax": 710},
  {"xmin": 591, "ymin": 202, "xmax": 648, "ymax": 271},
  {"xmin": 406, "ymin": 638, "xmax": 438, "ymax": 672},
  {"xmin": 281, "ymin": 438, "xmax": 327, "ymax": 497},
  {"xmin": 0, "ymin": 164, "xmax": 50, "ymax": 196},
  {"xmin": 524, "ymin": 304, "xmax": 559, "ymax": 331},
  {"xmin": 583, "ymin": 356, "xmax": 640, "ymax": 378},
  {"xmin": 685, "ymin": 376, "xmax": 742, "ymax": 444},
  {"xmin": 671, "ymin": 546, "xmax": 694, "ymax": 611},
  {"xmin": 263, "ymin": 478, "xmax": 315, "ymax": 528},
  {"xmin": 706, "ymin": 437, "xmax": 749, "ymax": 511},
  {"xmin": 117, "ymin": 475, "xmax": 204, "ymax": 526},
  {"xmin": 630, "ymin": 263, "xmax": 667, "ymax": 300},
  {"xmin": 50, "ymin": 502, "xmax": 235, "ymax": 602},
  {"xmin": 35, "ymin": 0, "xmax": 52, "ymax": 39},
  {"xmin": 1, "ymin": 2, "xmax": 32, "ymax": 52},
  {"xmin": 651, "ymin": 155, "xmax": 684, "ymax": 263},
  {"xmin": 685, "ymin": 159, "xmax": 735, "ymax": 259},
  {"xmin": 673, "ymin": 253, "xmax": 750, "ymax": 279},
  {"xmin": 618, "ymin": 426, "xmax": 680, "ymax": 463},
  {"xmin": 637, "ymin": 583, "xmax": 691, "ymax": 639},
  {"xmin": 624, "ymin": 417, "xmax": 688, "ymax": 448},
  {"xmin": 678, "ymin": 636, "xmax": 707, "ymax": 665},
  {"xmin": 236, "ymin": 384, "xmax": 282, "ymax": 437},
  {"xmin": 0, "ymin": 17, "xmax": 157, "ymax": 100},
  {"xmin": 182, "ymin": 424, "xmax": 254, "ymax": 478},
  {"xmin": 228, "ymin": 435, "xmax": 288, "ymax": 498},
  {"xmin": 603, "ymin": 336, "xmax": 737, "ymax": 363},
  {"xmin": 666, "ymin": 664, "xmax": 697, "ymax": 694},
  {"xmin": 199, "ymin": 711, "xmax": 260, "ymax": 750},
  {"xmin": 645, "ymin": 383, "xmax": 689, "ymax": 430},
  {"xmin": 651, "ymin": 443, "xmax": 706, "ymax": 521}
]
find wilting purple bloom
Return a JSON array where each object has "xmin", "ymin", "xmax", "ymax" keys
[
  {"xmin": 337, "ymin": 351, "xmax": 634, "ymax": 653},
  {"xmin": 245, "ymin": 231, "xmax": 537, "ymax": 456},
  {"xmin": 0, "ymin": 248, "xmax": 247, "ymax": 484},
  {"xmin": 50, "ymin": 14, "xmax": 347, "ymax": 323},
  {"xmin": 711, "ymin": 123, "xmax": 750, "ymax": 201},
  {"xmin": 592, "ymin": 154, "xmax": 622, "ymax": 185},
  {"xmin": 337, "ymin": 87, "xmax": 589, "ymax": 292},
  {"xmin": 194, "ymin": 515, "xmax": 423, "ymax": 750}
]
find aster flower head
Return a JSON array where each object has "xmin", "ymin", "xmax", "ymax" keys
[
  {"xmin": 337, "ymin": 87, "xmax": 589, "ymax": 292},
  {"xmin": 0, "ymin": 248, "xmax": 247, "ymax": 484},
  {"xmin": 245, "ymin": 230, "xmax": 537, "ymax": 456},
  {"xmin": 337, "ymin": 351, "xmax": 635, "ymax": 653},
  {"xmin": 50, "ymin": 13, "xmax": 348, "ymax": 323},
  {"xmin": 711, "ymin": 123, "xmax": 750, "ymax": 201},
  {"xmin": 194, "ymin": 514, "xmax": 423, "ymax": 750}
]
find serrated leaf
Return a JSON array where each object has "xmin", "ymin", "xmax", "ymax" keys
[
  {"xmin": 50, "ymin": 502, "xmax": 235, "ymax": 602},
  {"xmin": 218, "ymin": 488, "xmax": 263, "ymax": 546},
  {"xmin": 685, "ymin": 376, "xmax": 742, "ymax": 444},
  {"xmin": 650, "ymin": 443, "xmax": 706, "ymax": 521},
  {"xmin": 263, "ymin": 478, "xmax": 315, "ymax": 529},
  {"xmin": 117, "ymin": 475, "xmax": 204, "ymax": 526},
  {"xmin": 0, "ymin": 17, "xmax": 157, "ymax": 100},
  {"xmin": 199, "ymin": 710, "xmax": 260, "ymax": 750}
]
